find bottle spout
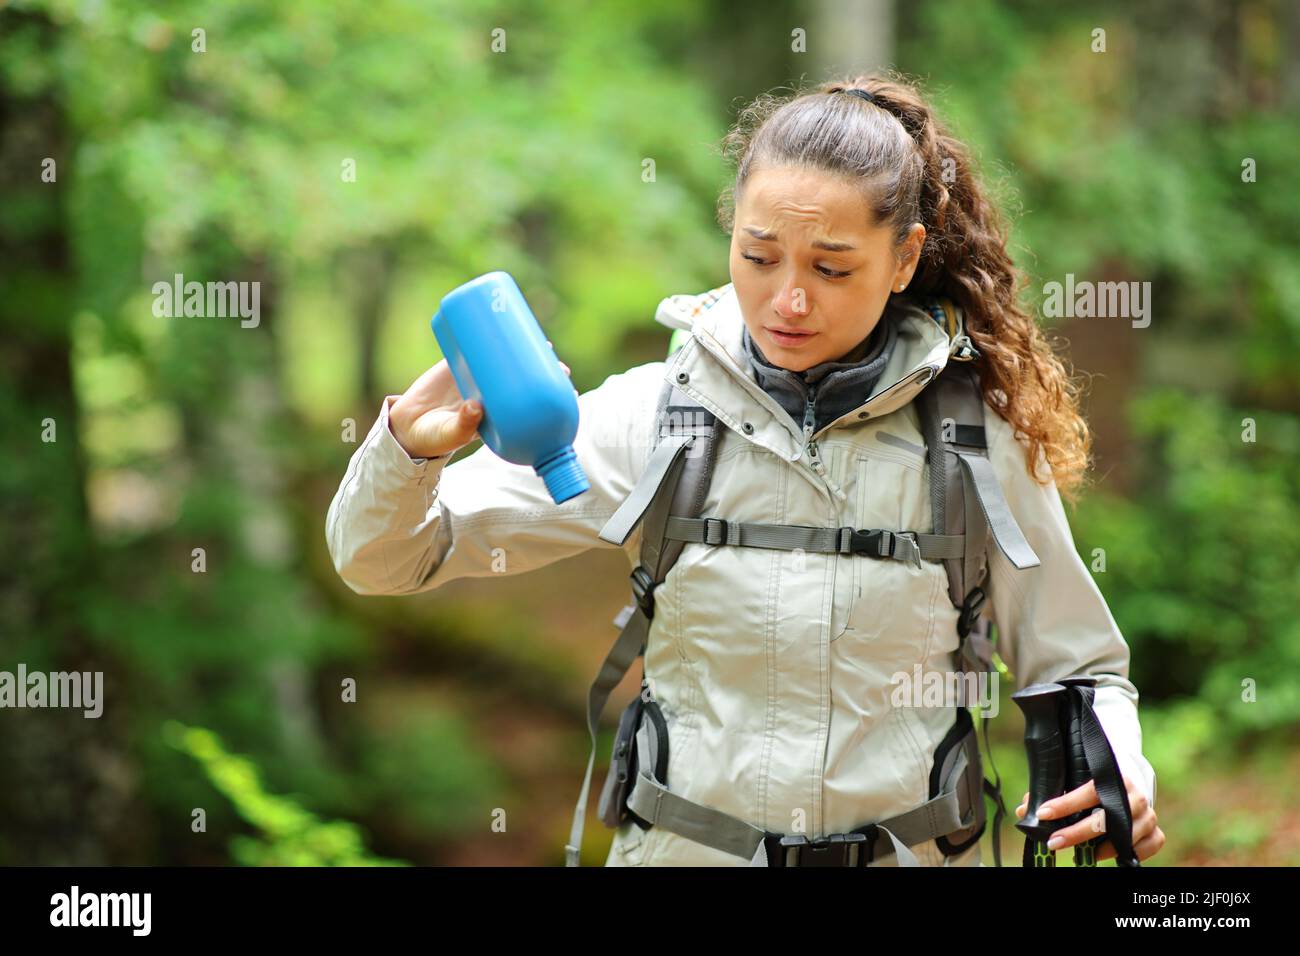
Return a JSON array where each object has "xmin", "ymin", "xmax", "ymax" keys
[{"xmin": 536, "ymin": 445, "xmax": 590, "ymax": 504}]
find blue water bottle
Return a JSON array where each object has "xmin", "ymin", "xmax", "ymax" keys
[{"xmin": 430, "ymin": 271, "xmax": 590, "ymax": 504}]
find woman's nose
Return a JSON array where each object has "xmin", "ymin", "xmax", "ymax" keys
[{"xmin": 773, "ymin": 274, "xmax": 810, "ymax": 318}]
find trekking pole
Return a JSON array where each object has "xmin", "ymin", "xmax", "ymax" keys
[
  {"xmin": 1011, "ymin": 682, "xmax": 1070, "ymax": 867},
  {"xmin": 1058, "ymin": 675, "xmax": 1102, "ymax": 867}
]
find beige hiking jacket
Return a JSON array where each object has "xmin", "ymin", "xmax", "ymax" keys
[{"xmin": 325, "ymin": 283, "xmax": 1156, "ymax": 867}]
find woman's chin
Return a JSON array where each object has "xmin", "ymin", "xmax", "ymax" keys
[
  {"xmin": 766, "ymin": 345, "xmax": 825, "ymax": 372},
  {"xmin": 764, "ymin": 334, "xmax": 825, "ymax": 368}
]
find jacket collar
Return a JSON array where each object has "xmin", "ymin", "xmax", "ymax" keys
[
  {"xmin": 657, "ymin": 283, "xmax": 957, "ymax": 462},
  {"xmin": 741, "ymin": 310, "xmax": 899, "ymax": 437}
]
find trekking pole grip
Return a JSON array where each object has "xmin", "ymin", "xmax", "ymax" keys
[{"xmin": 1012, "ymin": 682, "xmax": 1070, "ymax": 866}]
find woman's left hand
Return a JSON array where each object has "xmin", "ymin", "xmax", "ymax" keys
[{"xmin": 1014, "ymin": 775, "xmax": 1165, "ymax": 863}]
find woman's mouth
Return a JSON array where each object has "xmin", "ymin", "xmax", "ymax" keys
[{"xmin": 766, "ymin": 327, "xmax": 818, "ymax": 348}]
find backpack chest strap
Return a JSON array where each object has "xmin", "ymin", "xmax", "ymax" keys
[{"xmin": 663, "ymin": 516, "xmax": 965, "ymax": 569}]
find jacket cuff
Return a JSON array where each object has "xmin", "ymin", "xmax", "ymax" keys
[{"xmin": 378, "ymin": 395, "xmax": 451, "ymax": 478}]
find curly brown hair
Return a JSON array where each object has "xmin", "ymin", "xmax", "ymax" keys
[{"xmin": 715, "ymin": 70, "xmax": 1093, "ymax": 503}]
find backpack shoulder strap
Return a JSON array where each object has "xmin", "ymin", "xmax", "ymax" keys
[
  {"xmin": 566, "ymin": 377, "xmax": 721, "ymax": 866},
  {"xmin": 915, "ymin": 298, "xmax": 1044, "ymax": 868},
  {"xmin": 645, "ymin": 381, "xmax": 723, "ymax": 572},
  {"xmin": 916, "ymin": 301, "xmax": 1042, "ymax": 617}
]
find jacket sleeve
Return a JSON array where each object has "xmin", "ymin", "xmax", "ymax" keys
[
  {"xmin": 325, "ymin": 362, "xmax": 665, "ymax": 596},
  {"xmin": 981, "ymin": 403, "xmax": 1157, "ymax": 813}
]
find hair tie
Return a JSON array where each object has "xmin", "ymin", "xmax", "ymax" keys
[
  {"xmin": 837, "ymin": 88, "xmax": 879, "ymax": 106},
  {"xmin": 836, "ymin": 86, "xmax": 922, "ymax": 141}
]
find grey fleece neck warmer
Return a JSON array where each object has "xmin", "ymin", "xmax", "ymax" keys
[{"xmin": 741, "ymin": 308, "xmax": 900, "ymax": 436}]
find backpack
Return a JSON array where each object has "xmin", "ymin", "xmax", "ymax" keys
[{"xmin": 564, "ymin": 295, "xmax": 1044, "ymax": 867}]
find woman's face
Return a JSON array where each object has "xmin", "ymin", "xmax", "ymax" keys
[{"xmin": 729, "ymin": 165, "xmax": 925, "ymax": 372}]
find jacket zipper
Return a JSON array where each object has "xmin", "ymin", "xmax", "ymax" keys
[
  {"xmin": 801, "ymin": 384, "xmax": 848, "ymax": 503},
  {"xmin": 801, "ymin": 386, "xmax": 820, "ymax": 469}
]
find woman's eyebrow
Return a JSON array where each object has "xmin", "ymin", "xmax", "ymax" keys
[{"xmin": 742, "ymin": 225, "xmax": 857, "ymax": 252}]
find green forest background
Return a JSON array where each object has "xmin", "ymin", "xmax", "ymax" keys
[{"xmin": 2, "ymin": 0, "xmax": 1297, "ymax": 866}]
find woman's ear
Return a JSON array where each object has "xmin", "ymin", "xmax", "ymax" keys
[{"xmin": 893, "ymin": 223, "xmax": 926, "ymax": 288}]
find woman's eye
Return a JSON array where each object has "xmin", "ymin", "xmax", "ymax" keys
[{"xmin": 742, "ymin": 253, "xmax": 850, "ymax": 279}]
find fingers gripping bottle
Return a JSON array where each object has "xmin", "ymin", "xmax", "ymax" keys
[{"xmin": 430, "ymin": 271, "xmax": 590, "ymax": 504}]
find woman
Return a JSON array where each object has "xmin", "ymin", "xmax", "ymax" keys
[{"xmin": 325, "ymin": 72, "xmax": 1163, "ymax": 867}]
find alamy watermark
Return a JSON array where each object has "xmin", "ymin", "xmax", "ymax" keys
[
  {"xmin": 1042, "ymin": 273, "xmax": 1151, "ymax": 328},
  {"xmin": 152, "ymin": 273, "xmax": 261, "ymax": 328},
  {"xmin": 890, "ymin": 664, "xmax": 999, "ymax": 719},
  {"xmin": 584, "ymin": 406, "xmax": 711, "ymax": 457},
  {"xmin": 0, "ymin": 664, "xmax": 103, "ymax": 718},
  {"xmin": 50, "ymin": 886, "xmax": 150, "ymax": 935}
]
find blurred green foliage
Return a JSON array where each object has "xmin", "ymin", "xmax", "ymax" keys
[
  {"xmin": 165, "ymin": 721, "xmax": 406, "ymax": 865},
  {"xmin": 1076, "ymin": 391, "xmax": 1300, "ymax": 793}
]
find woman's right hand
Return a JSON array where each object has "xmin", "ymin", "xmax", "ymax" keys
[{"xmin": 388, "ymin": 346, "xmax": 571, "ymax": 460}]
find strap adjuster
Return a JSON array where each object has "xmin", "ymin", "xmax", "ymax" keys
[
  {"xmin": 703, "ymin": 517, "xmax": 728, "ymax": 545},
  {"xmin": 891, "ymin": 531, "xmax": 922, "ymax": 569},
  {"xmin": 762, "ymin": 829, "xmax": 875, "ymax": 867},
  {"xmin": 629, "ymin": 566, "xmax": 656, "ymax": 619}
]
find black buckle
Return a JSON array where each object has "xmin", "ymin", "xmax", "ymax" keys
[
  {"xmin": 847, "ymin": 528, "xmax": 885, "ymax": 557},
  {"xmin": 629, "ymin": 566, "xmax": 656, "ymax": 620},
  {"xmin": 703, "ymin": 517, "xmax": 728, "ymax": 545},
  {"xmin": 957, "ymin": 586, "xmax": 986, "ymax": 638},
  {"xmin": 762, "ymin": 826, "xmax": 877, "ymax": 867}
]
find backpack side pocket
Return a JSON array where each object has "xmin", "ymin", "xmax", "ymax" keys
[
  {"xmin": 597, "ymin": 685, "xmax": 672, "ymax": 831},
  {"xmin": 597, "ymin": 693, "xmax": 645, "ymax": 830},
  {"xmin": 930, "ymin": 706, "xmax": 987, "ymax": 857}
]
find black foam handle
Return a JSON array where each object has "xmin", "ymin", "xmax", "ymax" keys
[{"xmin": 1012, "ymin": 682, "xmax": 1070, "ymax": 842}]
